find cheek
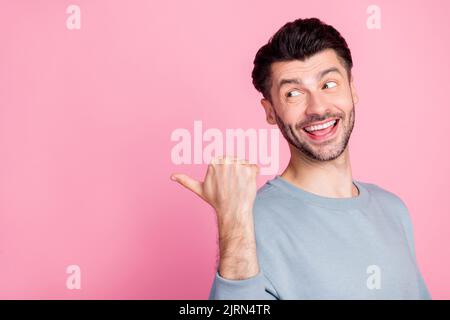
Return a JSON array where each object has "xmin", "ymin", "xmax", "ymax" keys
[
  {"xmin": 276, "ymin": 97, "xmax": 304, "ymax": 117},
  {"xmin": 278, "ymin": 107, "xmax": 303, "ymax": 126},
  {"xmin": 338, "ymin": 89, "xmax": 355, "ymax": 105},
  {"xmin": 326, "ymin": 93, "xmax": 354, "ymax": 112}
]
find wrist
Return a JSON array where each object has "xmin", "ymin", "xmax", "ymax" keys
[{"xmin": 219, "ymin": 254, "xmax": 260, "ymax": 280}]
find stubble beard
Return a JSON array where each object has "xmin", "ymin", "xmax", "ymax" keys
[{"xmin": 274, "ymin": 105, "xmax": 355, "ymax": 162}]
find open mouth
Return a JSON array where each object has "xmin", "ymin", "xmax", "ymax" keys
[{"xmin": 302, "ymin": 118, "xmax": 340, "ymax": 141}]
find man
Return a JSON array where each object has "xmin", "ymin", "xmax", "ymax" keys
[{"xmin": 170, "ymin": 17, "xmax": 431, "ymax": 299}]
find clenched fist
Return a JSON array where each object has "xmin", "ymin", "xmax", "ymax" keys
[{"xmin": 170, "ymin": 155, "xmax": 261, "ymax": 280}]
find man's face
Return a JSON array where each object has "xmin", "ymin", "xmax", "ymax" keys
[{"xmin": 261, "ymin": 49, "xmax": 358, "ymax": 162}]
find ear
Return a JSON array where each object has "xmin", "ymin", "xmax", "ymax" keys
[
  {"xmin": 260, "ymin": 98, "xmax": 277, "ymax": 125},
  {"xmin": 349, "ymin": 74, "xmax": 359, "ymax": 105}
]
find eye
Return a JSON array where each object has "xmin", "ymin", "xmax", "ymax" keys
[
  {"xmin": 323, "ymin": 81, "xmax": 337, "ymax": 89},
  {"xmin": 286, "ymin": 90, "xmax": 301, "ymax": 98}
]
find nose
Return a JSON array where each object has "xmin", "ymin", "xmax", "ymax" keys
[{"xmin": 305, "ymin": 91, "xmax": 331, "ymax": 117}]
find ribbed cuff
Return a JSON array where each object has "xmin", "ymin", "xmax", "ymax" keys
[{"xmin": 210, "ymin": 271, "xmax": 268, "ymax": 300}]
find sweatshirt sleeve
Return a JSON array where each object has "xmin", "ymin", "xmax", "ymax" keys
[{"xmin": 208, "ymin": 270, "xmax": 279, "ymax": 300}]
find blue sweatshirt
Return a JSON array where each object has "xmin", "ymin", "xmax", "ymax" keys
[{"xmin": 208, "ymin": 175, "xmax": 431, "ymax": 299}]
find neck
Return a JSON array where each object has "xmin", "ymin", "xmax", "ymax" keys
[{"xmin": 280, "ymin": 144, "xmax": 358, "ymax": 198}]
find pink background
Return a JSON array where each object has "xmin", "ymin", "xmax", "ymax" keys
[{"xmin": 1, "ymin": 0, "xmax": 449, "ymax": 299}]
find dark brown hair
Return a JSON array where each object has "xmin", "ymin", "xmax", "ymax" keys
[{"xmin": 251, "ymin": 18, "xmax": 353, "ymax": 103}]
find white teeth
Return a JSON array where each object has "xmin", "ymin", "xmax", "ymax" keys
[{"xmin": 304, "ymin": 120, "xmax": 336, "ymax": 132}]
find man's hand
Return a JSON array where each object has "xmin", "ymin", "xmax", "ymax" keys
[{"xmin": 170, "ymin": 156, "xmax": 260, "ymax": 280}]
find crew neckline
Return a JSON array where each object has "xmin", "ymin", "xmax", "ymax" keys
[{"xmin": 268, "ymin": 175, "xmax": 371, "ymax": 210}]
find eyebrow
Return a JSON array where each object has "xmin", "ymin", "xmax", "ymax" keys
[{"xmin": 277, "ymin": 67, "xmax": 342, "ymax": 90}]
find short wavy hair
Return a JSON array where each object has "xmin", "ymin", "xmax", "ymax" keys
[{"xmin": 251, "ymin": 18, "xmax": 353, "ymax": 103}]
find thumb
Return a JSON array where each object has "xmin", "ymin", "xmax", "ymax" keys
[{"xmin": 170, "ymin": 173, "xmax": 204, "ymax": 199}]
